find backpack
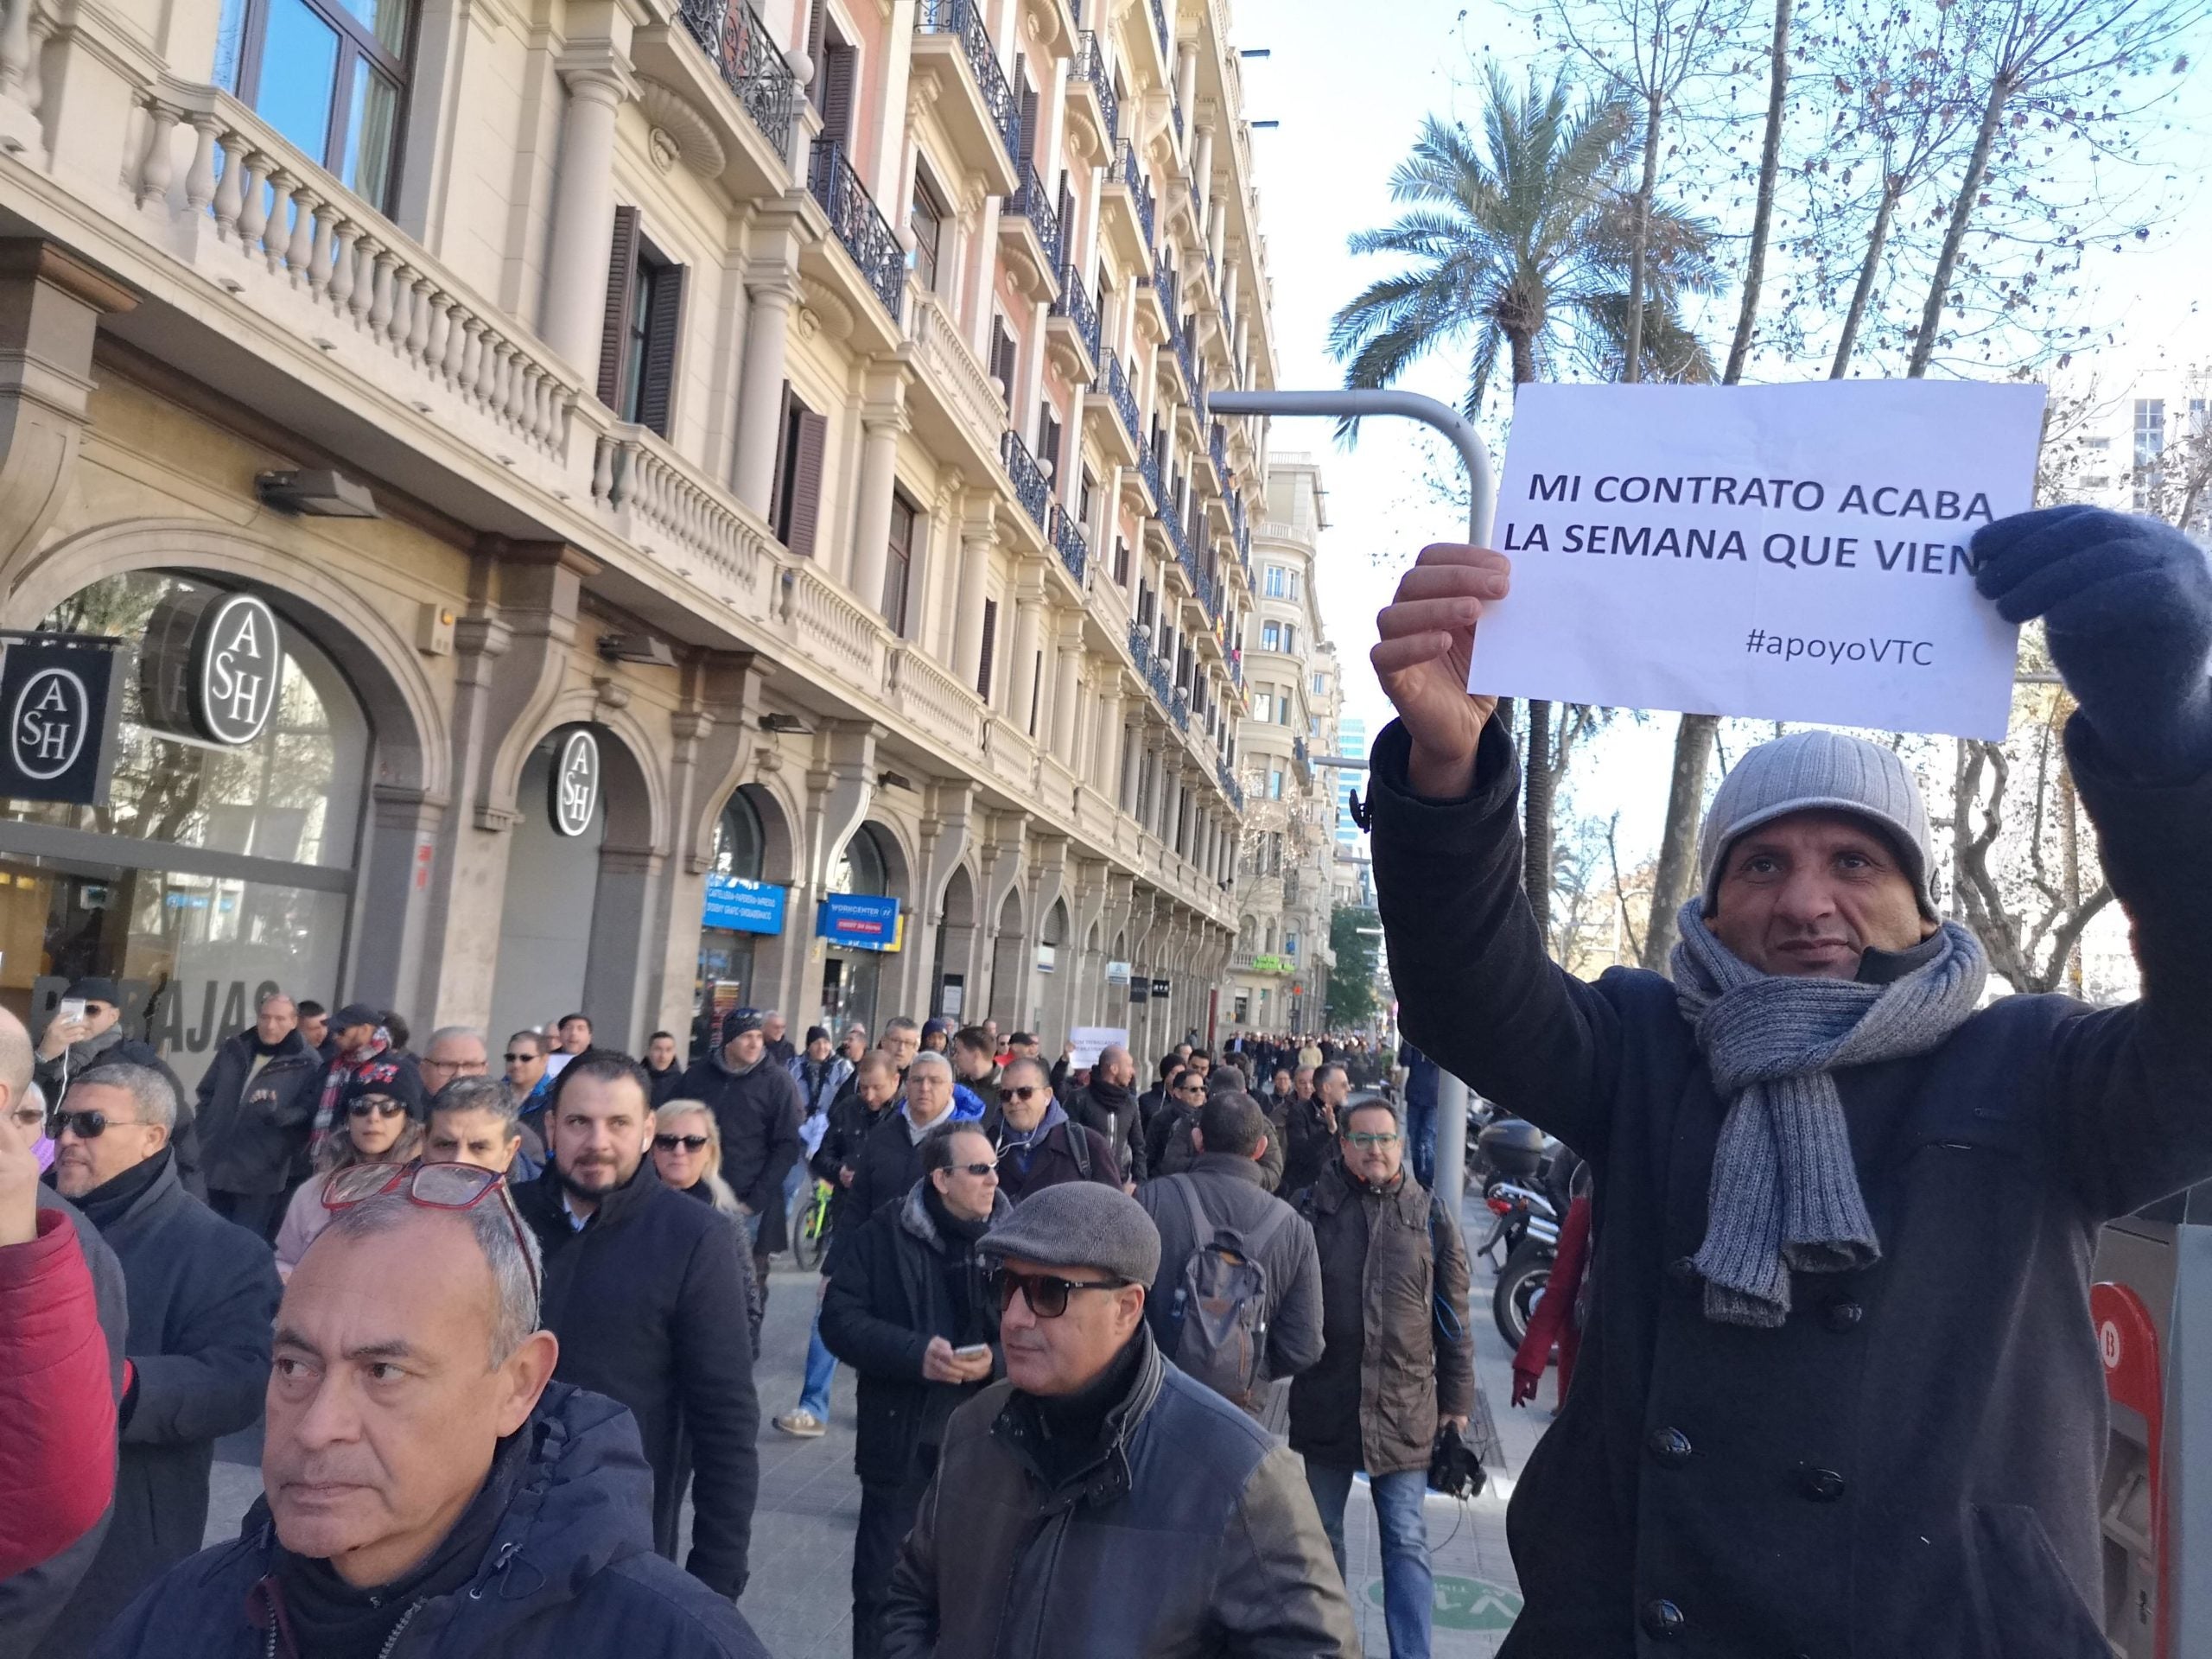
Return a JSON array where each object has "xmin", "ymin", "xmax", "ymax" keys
[{"xmin": 1165, "ymin": 1174, "xmax": 1294, "ymax": 1408}]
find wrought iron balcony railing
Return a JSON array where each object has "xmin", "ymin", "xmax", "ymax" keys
[
  {"xmin": 1217, "ymin": 758, "xmax": 1245, "ymax": 813},
  {"xmin": 1072, "ymin": 31, "xmax": 1119, "ymax": 149},
  {"xmin": 1128, "ymin": 618, "xmax": 1153, "ymax": 671},
  {"xmin": 1150, "ymin": 0, "xmax": 1169, "ymax": 59},
  {"xmin": 1170, "ymin": 684, "xmax": 1191, "ymax": 731},
  {"xmin": 1051, "ymin": 265, "xmax": 1101, "ymax": 364},
  {"xmin": 1294, "ymin": 734, "xmax": 1310, "ymax": 772},
  {"xmin": 1001, "ymin": 427, "xmax": 1051, "ymax": 531},
  {"xmin": 1049, "ymin": 501, "xmax": 1089, "ymax": 584},
  {"xmin": 1139, "ymin": 446, "xmax": 1165, "ymax": 508},
  {"xmin": 677, "ymin": 0, "xmax": 798, "ymax": 154},
  {"xmin": 808, "ymin": 140, "xmax": 904, "ymax": 319},
  {"xmin": 1006, "ymin": 165, "xmax": 1065, "ymax": 279},
  {"xmin": 1104, "ymin": 354, "xmax": 1140, "ymax": 442},
  {"xmin": 1115, "ymin": 143, "xmax": 1155, "ymax": 250},
  {"xmin": 1166, "ymin": 511, "xmax": 1196, "ymax": 582},
  {"xmin": 1209, "ymin": 421, "xmax": 1228, "ymax": 481},
  {"xmin": 915, "ymin": 0, "xmax": 1022, "ymax": 163}
]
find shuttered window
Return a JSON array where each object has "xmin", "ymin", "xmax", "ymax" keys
[
  {"xmin": 1027, "ymin": 651, "xmax": 1043, "ymax": 736},
  {"xmin": 988, "ymin": 318, "xmax": 1017, "ymax": 402},
  {"xmin": 885, "ymin": 492, "xmax": 916, "ymax": 633},
  {"xmin": 819, "ymin": 38, "xmax": 857, "ymax": 148},
  {"xmin": 1015, "ymin": 60, "xmax": 1037, "ymax": 162},
  {"xmin": 910, "ymin": 170, "xmax": 946, "ymax": 293},
  {"xmin": 1114, "ymin": 537, "xmax": 1129, "ymax": 587},
  {"xmin": 595, "ymin": 207, "xmax": 684, "ymax": 438},
  {"xmin": 769, "ymin": 385, "xmax": 828, "ymax": 557},
  {"xmin": 1039, "ymin": 407, "xmax": 1062, "ymax": 486},
  {"xmin": 977, "ymin": 598, "xmax": 999, "ymax": 700}
]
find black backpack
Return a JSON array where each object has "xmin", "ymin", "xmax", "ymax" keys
[{"xmin": 1165, "ymin": 1175, "xmax": 1293, "ymax": 1409}]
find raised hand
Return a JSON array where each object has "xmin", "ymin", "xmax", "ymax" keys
[{"xmin": 1370, "ymin": 544, "xmax": 1511, "ymax": 798}]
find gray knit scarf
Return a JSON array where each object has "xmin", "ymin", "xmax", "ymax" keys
[{"xmin": 1669, "ymin": 901, "xmax": 1987, "ymax": 1328}]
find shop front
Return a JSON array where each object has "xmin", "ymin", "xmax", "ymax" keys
[
  {"xmin": 695, "ymin": 787, "xmax": 786, "ymax": 1056},
  {"xmin": 817, "ymin": 824, "xmax": 900, "ymax": 1036},
  {"xmin": 0, "ymin": 570, "xmax": 368, "ymax": 1090}
]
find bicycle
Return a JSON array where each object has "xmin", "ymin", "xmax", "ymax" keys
[{"xmin": 790, "ymin": 1177, "xmax": 833, "ymax": 1272}]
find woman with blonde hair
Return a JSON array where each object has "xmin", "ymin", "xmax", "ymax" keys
[
  {"xmin": 654, "ymin": 1098, "xmax": 764, "ymax": 1351},
  {"xmin": 273, "ymin": 1070, "xmax": 426, "ymax": 1277}
]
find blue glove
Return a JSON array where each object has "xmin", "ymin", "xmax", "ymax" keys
[{"xmin": 1973, "ymin": 505, "xmax": 2212, "ymax": 780}]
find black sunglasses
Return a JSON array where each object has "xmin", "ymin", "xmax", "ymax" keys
[
  {"xmin": 53, "ymin": 1109, "xmax": 143, "ymax": 1140},
  {"xmin": 989, "ymin": 1267, "xmax": 1134, "ymax": 1319},
  {"xmin": 654, "ymin": 1134, "xmax": 710, "ymax": 1151},
  {"xmin": 503, "ymin": 1052, "xmax": 539, "ymax": 1064},
  {"xmin": 1005, "ymin": 1084, "xmax": 1048, "ymax": 1102},
  {"xmin": 347, "ymin": 1099, "xmax": 408, "ymax": 1119}
]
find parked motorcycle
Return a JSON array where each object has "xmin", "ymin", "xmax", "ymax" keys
[{"xmin": 1494, "ymin": 1232, "xmax": 1556, "ymax": 1349}]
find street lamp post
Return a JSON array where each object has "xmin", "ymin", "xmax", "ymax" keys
[{"xmin": 1208, "ymin": 386, "xmax": 1497, "ymax": 1216}]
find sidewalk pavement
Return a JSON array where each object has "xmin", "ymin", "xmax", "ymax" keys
[{"xmin": 208, "ymin": 1192, "xmax": 1551, "ymax": 1658}]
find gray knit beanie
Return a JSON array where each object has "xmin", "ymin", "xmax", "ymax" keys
[
  {"xmin": 1699, "ymin": 730, "xmax": 1935, "ymax": 918},
  {"xmin": 981, "ymin": 1181, "xmax": 1161, "ymax": 1287}
]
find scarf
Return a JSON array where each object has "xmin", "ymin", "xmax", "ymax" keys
[
  {"xmin": 78, "ymin": 1147, "xmax": 171, "ymax": 1231},
  {"xmin": 1671, "ymin": 901, "xmax": 1987, "ymax": 1327}
]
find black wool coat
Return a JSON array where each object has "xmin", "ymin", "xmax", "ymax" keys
[
  {"xmin": 1371, "ymin": 714, "xmax": 2212, "ymax": 1659},
  {"xmin": 34, "ymin": 1157, "xmax": 279, "ymax": 1659},
  {"xmin": 515, "ymin": 1166, "xmax": 760, "ymax": 1600},
  {"xmin": 833, "ymin": 1111, "xmax": 934, "ymax": 1264},
  {"xmin": 819, "ymin": 1180, "xmax": 1007, "ymax": 1485},
  {"xmin": 191, "ymin": 1030, "xmax": 324, "ymax": 1197},
  {"xmin": 673, "ymin": 1053, "xmax": 804, "ymax": 1253}
]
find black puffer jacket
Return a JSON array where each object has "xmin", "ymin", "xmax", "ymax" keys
[
  {"xmin": 514, "ymin": 1166, "xmax": 759, "ymax": 1600},
  {"xmin": 1371, "ymin": 712, "xmax": 2212, "ymax": 1658},
  {"xmin": 1064, "ymin": 1081, "xmax": 1147, "ymax": 1181},
  {"xmin": 819, "ymin": 1180, "xmax": 1007, "ymax": 1485},
  {"xmin": 191, "ymin": 1029, "xmax": 323, "ymax": 1197},
  {"xmin": 89, "ymin": 1385, "xmax": 771, "ymax": 1658},
  {"xmin": 672, "ymin": 1051, "xmax": 803, "ymax": 1253},
  {"xmin": 880, "ymin": 1328, "xmax": 1357, "ymax": 1658}
]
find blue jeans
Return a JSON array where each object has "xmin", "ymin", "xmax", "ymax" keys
[
  {"xmin": 798, "ymin": 1298, "xmax": 836, "ymax": 1420},
  {"xmin": 1303, "ymin": 1462, "xmax": 1432, "ymax": 1659},
  {"xmin": 1404, "ymin": 1092, "xmax": 1438, "ymax": 1192}
]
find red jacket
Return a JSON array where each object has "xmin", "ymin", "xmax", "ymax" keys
[
  {"xmin": 1512, "ymin": 1193, "xmax": 1591, "ymax": 1410},
  {"xmin": 0, "ymin": 1206, "xmax": 118, "ymax": 1580}
]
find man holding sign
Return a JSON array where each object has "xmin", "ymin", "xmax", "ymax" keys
[{"xmin": 1367, "ymin": 503, "xmax": 2212, "ymax": 1658}]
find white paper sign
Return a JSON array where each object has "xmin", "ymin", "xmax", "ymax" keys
[
  {"xmin": 1069, "ymin": 1026, "xmax": 1128, "ymax": 1068},
  {"xmin": 1470, "ymin": 381, "xmax": 2047, "ymax": 739}
]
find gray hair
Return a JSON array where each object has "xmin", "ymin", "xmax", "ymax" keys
[
  {"xmin": 884, "ymin": 1016, "xmax": 921, "ymax": 1039},
  {"xmin": 320, "ymin": 1189, "xmax": 542, "ymax": 1365},
  {"xmin": 71, "ymin": 1061, "xmax": 176, "ymax": 1130},
  {"xmin": 431, "ymin": 1074, "xmax": 518, "ymax": 1126},
  {"xmin": 257, "ymin": 989, "xmax": 296, "ymax": 1013},
  {"xmin": 907, "ymin": 1051, "xmax": 952, "ymax": 1084},
  {"xmin": 425, "ymin": 1025, "xmax": 486, "ymax": 1054},
  {"xmin": 1001, "ymin": 1054, "xmax": 1050, "ymax": 1090}
]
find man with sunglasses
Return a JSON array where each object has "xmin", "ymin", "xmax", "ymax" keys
[
  {"xmin": 93, "ymin": 1174, "xmax": 772, "ymax": 1659},
  {"xmin": 822, "ymin": 1121, "xmax": 1008, "ymax": 1657},
  {"xmin": 1288, "ymin": 1096, "xmax": 1475, "ymax": 1659},
  {"xmin": 985, "ymin": 1057, "xmax": 1120, "ymax": 1205},
  {"xmin": 35, "ymin": 1061, "xmax": 281, "ymax": 1658},
  {"xmin": 512, "ymin": 1052, "xmax": 760, "ymax": 1603},
  {"xmin": 880, "ymin": 1181, "xmax": 1357, "ymax": 1658}
]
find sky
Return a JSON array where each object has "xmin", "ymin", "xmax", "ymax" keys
[{"xmin": 1235, "ymin": 0, "xmax": 2212, "ymax": 868}]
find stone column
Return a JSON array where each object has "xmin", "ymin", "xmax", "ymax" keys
[
  {"xmin": 539, "ymin": 61, "xmax": 629, "ymax": 376},
  {"xmin": 951, "ymin": 511, "xmax": 994, "ymax": 690},
  {"xmin": 1010, "ymin": 594, "xmax": 1044, "ymax": 736},
  {"xmin": 732, "ymin": 257, "xmax": 801, "ymax": 515},
  {"xmin": 847, "ymin": 396, "xmax": 906, "ymax": 610},
  {"xmin": 1192, "ymin": 121, "xmax": 1216, "ymax": 215}
]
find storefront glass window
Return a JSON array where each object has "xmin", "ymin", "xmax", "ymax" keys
[{"xmin": 694, "ymin": 791, "xmax": 768, "ymax": 1056}]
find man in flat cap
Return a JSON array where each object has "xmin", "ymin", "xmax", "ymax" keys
[{"xmin": 879, "ymin": 1182, "xmax": 1357, "ymax": 1659}]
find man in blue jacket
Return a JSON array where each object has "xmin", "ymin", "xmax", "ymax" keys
[
  {"xmin": 1367, "ymin": 505, "xmax": 2212, "ymax": 1657},
  {"xmin": 92, "ymin": 1181, "xmax": 768, "ymax": 1657}
]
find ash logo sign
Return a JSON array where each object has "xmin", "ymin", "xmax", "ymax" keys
[
  {"xmin": 0, "ymin": 636, "xmax": 126, "ymax": 804},
  {"xmin": 550, "ymin": 728, "xmax": 601, "ymax": 837},
  {"xmin": 191, "ymin": 594, "xmax": 281, "ymax": 746},
  {"xmin": 13, "ymin": 665, "xmax": 89, "ymax": 779}
]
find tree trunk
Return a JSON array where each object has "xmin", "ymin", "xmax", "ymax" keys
[
  {"xmin": 1641, "ymin": 711, "xmax": 1716, "ymax": 969},
  {"xmin": 1722, "ymin": 0, "xmax": 1793, "ymax": 385},
  {"xmin": 1906, "ymin": 74, "xmax": 2012, "ymax": 378},
  {"xmin": 1830, "ymin": 177, "xmax": 1899, "ymax": 378},
  {"xmin": 1624, "ymin": 88, "xmax": 1663, "ymax": 384},
  {"xmin": 1524, "ymin": 698, "xmax": 1554, "ymax": 934}
]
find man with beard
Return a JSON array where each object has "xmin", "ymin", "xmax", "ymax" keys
[
  {"xmin": 677, "ymin": 1009, "xmax": 805, "ymax": 1304},
  {"xmin": 1062, "ymin": 1045, "xmax": 1147, "ymax": 1186},
  {"xmin": 513, "ymin": 1052, "xmax": 760, "ymax": 1599}
]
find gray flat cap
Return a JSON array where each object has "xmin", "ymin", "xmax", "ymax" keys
[{"xmin": 982, "ymin": 1182, "xmax": 1160, "ymax": 1287}]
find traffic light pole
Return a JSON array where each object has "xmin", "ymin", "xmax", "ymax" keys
[{"xmin": 1207, "ymin": 386, "xmax": 1497, "ymax": 1214}]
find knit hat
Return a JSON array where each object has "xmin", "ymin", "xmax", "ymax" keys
[
  {"xmin": 340, "ymin": 1065, "xmax": 428, "ymax": 1122},
  {"xmin": 1700, "ymin": 729, "xmax": 1935, "ymax": 918},
  {"xmin": 982, "ymin": 1182, "xmax": 1160, "ymax": 1288},
  {"xmin": 720, "ymin": 1007, "xmax": 764, "ymax": 1044},
  {"xmin": 64, "ymin": 976, "xmax": 120, "ymax": 1007},
  {"xmin": 805, "ymin": 1025, "xmax": 830, "ymax": 1046}
]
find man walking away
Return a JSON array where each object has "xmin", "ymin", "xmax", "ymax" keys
[
  {"xmin": 984, "ymin": 1057, "xmax": 1119, "ymax": 1205},
  {"xmin": 880, "ymin": 1183, "xmax": 1357, "ymax": 1658},
  {"xmin": 1063, "ymin": 1045, "xmax": 1147, "ymax": 1185},
  {"xmin": 677, "ymin": 1010, "xmax": 804, "ymax": 1301},
  {"xmin": 513, "ymin": 1054, "xmax": 760, "ymax": 1600},
  {"xmin": 36, "ymin": 1061, "xmax": 281, "ymax": 1657},
  {"xmin": 1397, "ymin": 1040, "xmax": 1440, "ymax": 1192},
  {"xmin": 1290, "ymin": 1096, "xmax": 1474, "ymax": 1659},
  {"xmin": 95, "ymin": 1183, "xmax": 770, "ymax": 1658},
  {"xmin": 194, "ymin": 991, "xmax": 322, "ymax": 1243},
  {"xmin": 821, "ymin": 1122, "xmax": 1007, "ymax": 1657},
  {"xmin": 1136, "ymin": 1091, "xmax": 1322, "ymax": 1414}
]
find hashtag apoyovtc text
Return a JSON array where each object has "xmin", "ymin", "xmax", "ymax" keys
[{"xmin": 1745, "ymin": 629, "xmax": 1936, "ymax": 666}]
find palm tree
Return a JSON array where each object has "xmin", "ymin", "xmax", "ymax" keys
[{"xmin": 1331, "ymin": 63, "xmax": 1718, "ymax": 932}]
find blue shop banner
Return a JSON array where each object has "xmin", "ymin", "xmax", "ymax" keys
[
  {"xmin": 817, "ymin": 892, "xmax": 902, "ymax": 952},
  {"xmin": 704, "ymin": 874, "xmax": 788, "ymax": 935}
]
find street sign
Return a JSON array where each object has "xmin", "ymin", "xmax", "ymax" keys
[
  {"xmin": 703, "ymin": 874, "xmax": 786, "ymax": 934},
  {"xmin": 1151, "ymin": 976, "xmax": 1171, "ymax": 1001},
  {"xmin": 817, "ymin": 893, "xmax": 901, "ymax": 951}
]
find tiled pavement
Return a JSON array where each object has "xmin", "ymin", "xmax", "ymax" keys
[{"xmin": 209, "ymin": 1191, "xmax": 1549, "ymax": 1656}]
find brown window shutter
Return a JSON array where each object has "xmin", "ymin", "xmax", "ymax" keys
[
  {"xmin": 785, "ymin": 407, "xmax": 829, "ymax": 557},
  {"xmin": 635, "ymin": 259, "xmax": 685, "ymax": 438},
  {"xmin": 977, "ymin": 598, "xmax": 998, "ymax": 699},
  {"xmin": 885, "ymin": 494, "xmax": 915, "ymax": 632},
  {"xmin": 767, "ymin": 381, "xmax": 795, "ymax": 531},
  {"xmin": 822, "ymin": 41, "xmax": 857, "ymax": 149},
  {"xmin": 1027, "ymin": 651, "xmax": 1043, "ymax": 736},
  {"xmin": 595, "ymin": 206, "xmax": 639, "ymax": 409}
]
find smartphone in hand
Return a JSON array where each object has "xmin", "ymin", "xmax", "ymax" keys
[{"xmin": 952, "ymin": 1344, "xmax": 991, "ymax": 1361}]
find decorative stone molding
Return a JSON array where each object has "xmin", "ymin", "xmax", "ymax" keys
[
  {"xmin": 639, "ymin": 78, "xmax": 726, "ymax": 179},
  {"xmin": 797, "ymin": 273, "xmax": 855, "ymax": 342}
]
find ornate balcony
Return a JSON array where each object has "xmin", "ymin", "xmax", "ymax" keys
[
  {"xmin": 912, "ymin": 0, "xmax": 1022, "ymax": 196},
  {"xmin": 1218, "ymin": 759, "xmax": 1246, "ymax": 814},
  {"xmin": 1084, "ymin": 353, "xmax": 1141, "ymax": 467},
  {"xmin": 674, "ymin": 0, "xmax": 798, "ymax": 157},
  {"xmin": 1065, "ymin": 31, "xmax": 1119, "ymax": 157},
  {"xmin": 1001, "ymin": 427, "xmax": 1052, "ymax": 532},
  {"xmin": 1170, "ymin": 684, "xmax": 1191, "ymax": 731},
  {"xmin": 1049, "ymin": 501, "xmax": 1089, "ymax": 586},
  {"xmin": 1046, "ymin": 264, "xmax": 1100, "ymax": 384},
  {"xmin": 808, "ymin": 140, "xmax": 904, "ymax": 321},
  {"xmin": 1098, "ymin": 142, "xmax": 1154, "ymax": 270},
  {"xmin": 998, "ymin": 164, "xmax": 1064, "ymax": 298}
]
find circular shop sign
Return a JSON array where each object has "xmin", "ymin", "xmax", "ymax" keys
[
  {"xmin": 188, "ymin": 593, "xmax": 283, "ymax": 747},
  {"xmin": 11, "ymin": 665, "xmax": 91, "ymax": 780},
  {"xmin": 550, "ymin": 728, "xmax": 601, "ymax": 837}
]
